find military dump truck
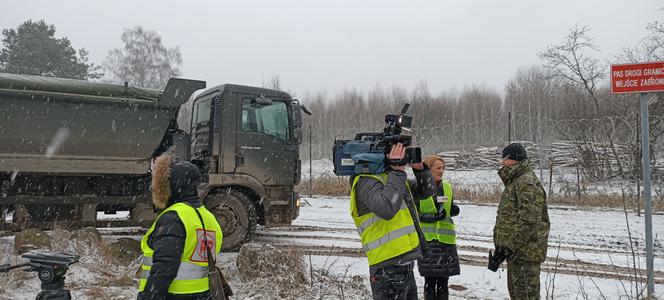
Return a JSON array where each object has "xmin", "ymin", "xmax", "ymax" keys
[{"xmin": 0, "ymin": 73, "xmax": 304, "ymax": 250}]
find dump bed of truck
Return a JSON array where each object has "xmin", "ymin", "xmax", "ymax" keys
[{"xmin": 0, "ymin": 73, "xmax": 205, "ymax": 175}]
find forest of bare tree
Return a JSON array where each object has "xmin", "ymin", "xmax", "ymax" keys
[{"xmin": 296, "ymin": 23, "xmax": 664, "ymax": 183}]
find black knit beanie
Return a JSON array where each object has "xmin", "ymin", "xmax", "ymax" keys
[
  {"xmin": 502, "ymin": 143, "xmax": 528, "ymax": 161},
  {"xmin": 169, "ymin": 160, "xmax": 203, "ymax": 203}
]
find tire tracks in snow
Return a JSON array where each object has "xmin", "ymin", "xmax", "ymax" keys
[
  {"xmin": 256, "ymin": 225, "xmax": 664, "ymax": 259},
  {"xmin": 255, "ymin": 224, "xmax": 664, "ymax": 284},
  {"xmin": 252, "ymin": 241, "xmax": 664, "ymax": 285}
]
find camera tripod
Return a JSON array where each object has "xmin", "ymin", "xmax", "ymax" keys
[{"xmin": 0, "ymin": 252, "xmax": 79, "ymax": 300}]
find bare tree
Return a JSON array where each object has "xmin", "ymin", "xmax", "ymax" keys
[
  {"xmin": 103, "ymin": 26, "xmax": 182, "ymax": 89},
  {"xmin": 619, "ymin": 20, "xmax": 664, "ymax": 63},
  {"xmin": 265, "ymin": 75, "xmax": 282, "ymax": 90},
  {"xmin": 539, "ymin": 25, "xmax": 605, "ymax": 111},
  {"xmin": 505, "ymin": 66, "xmax": 562, "ymax": 145},
  {"xmin": 409, "ymin": 81, "xmax": 439, "ymax": 150}
]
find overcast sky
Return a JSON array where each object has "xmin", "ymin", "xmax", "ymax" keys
[{"xmin": 0, "ymin": 0, "xmax": 660, "ymax": 96}]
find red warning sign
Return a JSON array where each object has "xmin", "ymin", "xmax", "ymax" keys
[{"xmin": 611, "ymin": 61, "xmax": 664, "ymax": 94}]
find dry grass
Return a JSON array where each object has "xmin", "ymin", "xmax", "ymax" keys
[
  {"xmin": 0, "ymin": 258, "xmax": 32, "ymax": 293},
  {"xmin": 548, "ymin": 195, "xmax": 664, "ymax": 212},
  {"xmin": 49, "ymin": 228, "xmax": 115, "ymax": 260},
  {"xmin": 0, "ymin": 227, "xmax": 140, "ymax": 300},
  {"xmin": 83, "ymin": 285, "xmax": 108, "ymax": 299},
  {"xmin": 308, "ymin": 255, "xmax": 371, "ymax": 299},
  {"xmin": 454, "ymin": 185, "xmax": 503, "ymax": 204},
  {"xmin": 236, "ymin": 243, "xmax": 308, "ymax": 298},
  {"xmin": 298, "ymin": 176, "xmax": 664, "ymax": 212},
  {"xmin": 297, "ymin": 175, "xmax": 351, "ymax": 196},
  {"xmin": 455, "ymin": 184, "xmax": 664, "ymax": 212}
]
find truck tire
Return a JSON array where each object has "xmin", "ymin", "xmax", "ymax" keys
[
  {"xmin": 205, "ymin": 190, "xmax": 257, "ymax": 251},
  {"xmin": 130, "ymin": 202, "xmax": 157, "ymax": 228}
]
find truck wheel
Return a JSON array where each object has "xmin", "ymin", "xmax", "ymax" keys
[
  {"xmin": 206, "ymin": 190, "xmax": 257, "ymax": 251},
  {"xmin": 130, "ymin": 203, "xmax": 157, "ymax": 228}
]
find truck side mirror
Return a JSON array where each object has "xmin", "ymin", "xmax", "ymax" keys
[
  {"xmin": 290, "ymin": 100, "xmax": 305, "ymax": 144},
  {"xmin": 291, "ymin": 101, "xmax": 303, "ymax": 127},
  {"xmin": 300, "ymin": 104, "xmax": 312, "ymax": 116}
]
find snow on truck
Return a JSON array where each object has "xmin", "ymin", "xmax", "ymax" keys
[{"xmin": 0, "ymin": 72, "xmax": 305, "ymax": 250}]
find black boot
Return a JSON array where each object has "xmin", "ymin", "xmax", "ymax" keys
[
  {"xmin": 423, "ymin": 277, "xmax": 437, "ymax": 300},
  {"xmin": 436, "ymin": 277, "xmax": 449, "ymax": 300}
]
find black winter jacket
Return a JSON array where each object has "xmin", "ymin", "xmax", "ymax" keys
[
  {"xmin": 137, "ymin": 199, "xmax": 211, "ymax": 300},
  {"xmin": 414, "ymin": 182, "xmax": 461, "ymax": 278}
]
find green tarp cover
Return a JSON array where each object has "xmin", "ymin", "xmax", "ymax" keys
[{"xmin": 0, "ymin": 72, "xmax": 160, "ymax": 101}]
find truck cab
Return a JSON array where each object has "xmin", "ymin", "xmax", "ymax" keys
[{"xmin": 185, "ymin": 84, "xmax": 303, "ymax": 249}]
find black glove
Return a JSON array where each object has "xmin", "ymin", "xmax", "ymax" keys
[
  {"xmin": 487, "ymin": 245, "xmax": 514, "ymax": 272},
  {"xmin": 434, "ymin": 207, "xmax": 447, "ymax": 221},
  {"xmin": 419, "ymin": 213, "xmax": 437, "ymax": 223},
  {"xmin": 450, "ymin": 204, "xmax": 460, "ymax": 217}
]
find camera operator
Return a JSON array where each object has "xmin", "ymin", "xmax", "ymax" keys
[{"xmin": 350, "ymin": 143, "xmax": 436, "ymax": 300}]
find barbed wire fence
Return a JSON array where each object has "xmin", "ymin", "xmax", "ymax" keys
[{"xmin": 299, "ymin": 112, "xmax": 663, "ymax": 200}]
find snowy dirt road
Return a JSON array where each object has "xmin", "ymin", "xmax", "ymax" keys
[
  {"xmin": 2, "ymin": 195, "xmax": 663, "ymax": 299},
  {"xmin": 255, "ymin": 196, "xmax": 664, "ymax": 299}
]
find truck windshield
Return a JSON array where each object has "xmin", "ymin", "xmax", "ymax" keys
[
  {"xmin": 193, "ymin": 98, "xmax": 212, "ymax": 125},
  {"xmin": 241, "ymin": 98, "xmax": 289, "ymax": 141}
]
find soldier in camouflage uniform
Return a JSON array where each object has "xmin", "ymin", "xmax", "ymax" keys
[{"xmin": 492, "ymin": 143, "xmax": 550, "ymax": 300}]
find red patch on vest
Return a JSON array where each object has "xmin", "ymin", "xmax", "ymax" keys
[{"xmin": 189, "ymin": 229, "xmax": 216, "ymax": 262}]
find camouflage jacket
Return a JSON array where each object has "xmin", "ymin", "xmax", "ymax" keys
[{"xmin": 493, "ymin": 160, "xmax": 550, "ymax": 263}]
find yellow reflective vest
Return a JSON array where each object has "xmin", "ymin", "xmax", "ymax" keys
[
  {"xmin": 418, "ymin": 181, "xmax": 456, "ymax": 245},
  {"xmin": 350, "ymin": 173, "xmax": 420, "ymax": 266},
  {"xmin": 139, "ymin": 202, "xmax": 223, "ymax": 294}
]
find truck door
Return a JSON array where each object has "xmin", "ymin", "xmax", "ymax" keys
[
  {"xmin": 191, "ymin": 92, "xmax": 236, "ymax": 175},
  {"xmin": 234, "ymin": 95, "xmax": 298, "ymax": 185},
  {"xmin": 218, "ymin": 93, "xmax": 237, "ymax": 174},
  {"xmin": 190, "ymin": 96, "xmax": 213, "ymax": 172}
]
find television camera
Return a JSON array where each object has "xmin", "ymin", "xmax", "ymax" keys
[
  {"xmin": 333, "ymin": 104, "xmax": 421, "ymax": 176},
  {"xmin": 0, "ymin": 251, "xmax": 80, "ymax": 300}
]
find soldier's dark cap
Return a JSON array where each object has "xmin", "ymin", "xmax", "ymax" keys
[{"xmin": 502, "ymin": 143, "xmax": 527, "ymax": 161}]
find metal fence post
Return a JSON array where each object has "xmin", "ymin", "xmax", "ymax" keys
[{"xmin": 640, "ymin": 92, "xmax": 655, "ymax": 297}]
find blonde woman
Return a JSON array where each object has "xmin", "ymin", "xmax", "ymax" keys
[{"xmin": 415, "ymin": 155, "xmax": 460, "ymax": 300}]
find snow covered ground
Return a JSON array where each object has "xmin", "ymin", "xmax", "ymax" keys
[
  {"xmin": 2, "ymin": 195, "xmax": 663, "ymax": 299},
  {"xmin": 301, "ymin": 158, "xmax": 337, "ymax": 179},
  {"xmin": 0, "ymin": 197, "xmax": 664, "ymax": 299},
  {"xmin": 306, "ymin": 255, "xmax": 661, "ymax": 299},
  {"xmin": 255, "ymin": 195, "xmax": 664, "ymax": 299},
  {"xmin": 1, "ymin": 159, "xmax": 662, "ymax": 299}
]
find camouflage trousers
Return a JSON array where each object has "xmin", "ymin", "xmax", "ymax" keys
[{"xmin": 507, "ymin": 260, "xmax": 541, "ymax": 300}]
